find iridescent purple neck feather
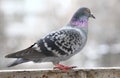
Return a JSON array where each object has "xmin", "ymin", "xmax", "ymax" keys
[{"xmin": 69, "ymin": 16, "xmax": 88, "ymax": 28}]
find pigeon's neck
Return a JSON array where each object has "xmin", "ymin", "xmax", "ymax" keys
[
  {"xmin": 69, "ymin": 16, "xmax": 88, "ymax": 28},
  {"xmin": 66, "ymin": 16, "xmax": 88, "ymax": 36}
]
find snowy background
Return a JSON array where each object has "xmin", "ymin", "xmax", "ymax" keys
[{"xmin": 0, "ymin": 0, "xmax": 120, "ymax": 70}]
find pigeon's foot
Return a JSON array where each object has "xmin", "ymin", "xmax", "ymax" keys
[{"xmin": 54, "ymin": 64, "xmax": 77, "ymax": 72}]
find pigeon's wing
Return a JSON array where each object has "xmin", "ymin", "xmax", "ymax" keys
[
  {"xmin": 37, "ymin": 29, "xmax": 82, "ymax": 57},
  {"xmin": 5, "ymin": 29, "xmax": 82, "ymax": 60}
]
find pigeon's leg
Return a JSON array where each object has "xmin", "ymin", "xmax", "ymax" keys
[{"xmin": 54, "ymin": 64, "xmax": 77, "ymax": 72}]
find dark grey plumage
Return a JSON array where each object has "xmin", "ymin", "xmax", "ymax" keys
[{"xmin": 5, "ymin": 7, "xmax": 95, "ymax": 67}]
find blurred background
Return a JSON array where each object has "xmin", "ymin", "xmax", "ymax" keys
[{"xmin": 0, "ymin": 0, "xmax": 120, "ymax": 70}]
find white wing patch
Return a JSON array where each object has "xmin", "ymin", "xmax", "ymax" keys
[{"xmin": 33, "ymin": 44, "xmax": 41, "ymax": 52}]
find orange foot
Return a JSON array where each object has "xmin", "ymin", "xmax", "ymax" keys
[{"xmin": 54, "ymin": 64, "xmax": 77, "ymax": 72}]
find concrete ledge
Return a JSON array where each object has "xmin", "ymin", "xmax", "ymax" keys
[{"xmin": 0, "ymin": 68, "xmax": 120, "ymax": 78}]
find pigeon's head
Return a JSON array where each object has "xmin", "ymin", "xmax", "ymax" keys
[
  {"xmin": 69, "ymin": 7, "xmax": 95, "ymax": 28},
  {"xmin": 73, "ymin": 7, "xmax": 95, "ymax": 19}
]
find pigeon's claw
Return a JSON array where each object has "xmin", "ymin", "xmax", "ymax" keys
[{"xmin": 54, "ymin": 64, "xmax": 77, "ymax": 72}]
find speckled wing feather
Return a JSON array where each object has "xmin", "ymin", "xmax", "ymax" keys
[{"xmin": 36, "ymin": 28, "xmax": 83, "ymax": 57}]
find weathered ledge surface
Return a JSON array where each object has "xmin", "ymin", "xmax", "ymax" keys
[{"xmin": 0, "ymin": 67, "xmax": 120, "ymax": 78}]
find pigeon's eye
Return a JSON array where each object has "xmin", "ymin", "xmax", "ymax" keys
[{"xmin": 84, "ymin": 9, "xmax": 91, "ymax": 14}]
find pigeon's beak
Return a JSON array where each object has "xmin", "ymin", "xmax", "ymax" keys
[{"xmin": 90, "ymin": 14, "xmax": 95, "ymax": 19}]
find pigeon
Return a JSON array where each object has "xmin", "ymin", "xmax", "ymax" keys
[{"xmin": 5, "ymin": 7, "xmax": 95, "ymax": 71}]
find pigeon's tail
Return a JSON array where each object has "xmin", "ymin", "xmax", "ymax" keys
[
  {"xmin": 5, "ymin": 43, "xmax": 47, "ymax": 67},
  {"xmin": 7, "ymin": 58, "xmax": 29, "ymax": 67}
]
